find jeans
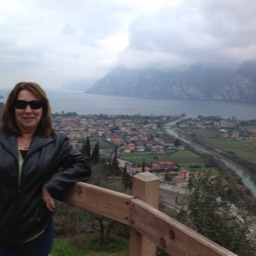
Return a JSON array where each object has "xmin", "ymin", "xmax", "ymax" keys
[{"xmin": 0, "ymin": 223, "xmax": 55, "ymax": 256}]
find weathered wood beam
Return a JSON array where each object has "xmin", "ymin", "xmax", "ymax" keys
[
  {"xmin": 64, "ymin": 182, "xmax": 132, "ymax": 225},
  {"xmin": 62, "ymin": 174, "xmax": 237, "ymax": 256},
  {"xmin": 130, "ymin": 198, "xmax": 237, "ymax": 256}
]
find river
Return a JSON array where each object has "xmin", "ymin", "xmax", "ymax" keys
[{"xmin": 164, "ymin": 122, "xmax": 256, "ymax": 197}]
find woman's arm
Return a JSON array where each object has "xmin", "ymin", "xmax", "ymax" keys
[
  {"xmin": 42, "ymin": 187, "xmax": 56, "ymax": 212},
  {"xmin": 44, "ymin": 134, "xmax": 92, "ymax": 199}
]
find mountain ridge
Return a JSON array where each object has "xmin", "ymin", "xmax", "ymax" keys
[{"xmin": 86, "ymin": 61, "xmax": 256, "ymax": 103}]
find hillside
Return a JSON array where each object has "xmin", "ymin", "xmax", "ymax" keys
[{"xmin": 86, "ymin": 61, "xmax": 256, "ymax": 103}]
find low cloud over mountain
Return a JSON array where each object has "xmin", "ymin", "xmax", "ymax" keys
[{"xmin": 86, "ymin": 60, "xmax": 256, "ymax": 103}]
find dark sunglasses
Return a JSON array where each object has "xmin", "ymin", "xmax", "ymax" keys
[{"xmin": 14, "ymin": 100, "xmax": 44, "ymax": 109}]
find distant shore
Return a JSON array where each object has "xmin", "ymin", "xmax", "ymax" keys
[{"xmin": 1, "ymin": 89, "xmax": 256, "ymax": 120}]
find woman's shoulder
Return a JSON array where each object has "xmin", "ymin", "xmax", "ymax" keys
[
  {"xmin": 0, "ymin": 129, "xmax": 16, "ymax": 145},
  {"xmin": 0, "ymin": 129, "xmax": 13, "ymax": 138}
]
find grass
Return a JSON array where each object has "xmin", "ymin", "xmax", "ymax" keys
[
  {"xmin": 248, "ymin": 128, "xmax": 256, "ymax": 136},
  {"xmin": 122, "ymin": 150, "xmax": 205, "ymax": 166},
  {"xmin": 122, "ymin": 152, "xmax": 167, "ymax": 163},
  {"xmin": 51, "ymin": 239, "xmax": 84, "ymax": 256},
  {"xmin": 122, "ymin": 150, "xmax": 221, "ymax": 175},
  {"xmin": 180, "ymin": 128, "xmax": 256, "ymax": 164},
  {"xmin": 51, "ymin": 235, "xmax": 129, "ymax": 256},
  {"xmin": 197, "ymin": 135, "xmax": 256, "ymax": 165},
  {"xmin": 169, "ymin": 150, "xmax": 204, "ymax": 165},
  {"xmin": 203, "ymin": 137, "xmax": 256, "ymax": 163},
  {"xmin": 83, "ymin": 235, "xmax": 129, "ymax": 256}
]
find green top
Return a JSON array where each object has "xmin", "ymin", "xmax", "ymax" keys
[{"xmin": 18, "ymin": 151, "xmax": 24, "ymax": 192}]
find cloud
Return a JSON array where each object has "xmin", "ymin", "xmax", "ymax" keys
[
  {"xmin": 0, "ymin": 0, "xmax": 132, "ymax": 89},
  {"xmin": 120, "ymin": 0, "xmax": 256, "ymax": 69},
  {"xmin": 0, "ymin": 0, "xmax": 256, "ymax": 90}
]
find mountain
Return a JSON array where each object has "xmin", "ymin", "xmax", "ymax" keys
[
  {"xmin": 86, "ymin": 61, "xmax": 256, "ymax": 103},
  {"xmin": 214, "ymin": 60, "xmax": 256, "ymax": 102}
]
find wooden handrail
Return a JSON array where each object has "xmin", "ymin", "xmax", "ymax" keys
[
  {"xmin": 64, "ymin": 182, "xmax": 132, "ymax": 225},
  {"xmin": 63, "ymin": 172, "xmax": 237, "ymax": 256}
]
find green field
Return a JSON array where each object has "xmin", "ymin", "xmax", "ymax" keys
[
  {"xmin": 170, "ymin": 150, "xmax": 204, "ymax": 165},
  {"xmin": 122, "ymin": 150, "xmax": 205, "ymax": 166},
  {"xmin": 249, "ymin": 128, "xmax": 256, "ymax": 136},
  {"xmin": 203, "ymin": 138, "xmax": 256, "ymax": 164},
  {"xmin": 181, "ymin": 128, "xmax": 256, "ymax": 164}
]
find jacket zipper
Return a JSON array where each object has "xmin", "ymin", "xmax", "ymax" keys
[{"xmin": 18, "ymin": 151, "xmax": 24, "ymax": 192}]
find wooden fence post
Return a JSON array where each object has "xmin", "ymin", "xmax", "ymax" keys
[{"xmin": 130, "ymin": 172, "xmax": 160, "ymax": 256}]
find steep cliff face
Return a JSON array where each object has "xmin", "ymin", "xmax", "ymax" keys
[
  {"xmin": 214, "ymin": 61, "xmax": 256, "ymax": 102},
  {"xmin": 86, "ymin": 61, "xmax": 256, "ymax": 103}
]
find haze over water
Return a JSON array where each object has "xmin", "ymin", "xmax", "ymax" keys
[
  {"xmin": 0, "ymin": 89, "xmax": 255, "ymax": 120},
  {"xmin": 47, "ymin": 90, "xmax": 255, "ymax": 120}
]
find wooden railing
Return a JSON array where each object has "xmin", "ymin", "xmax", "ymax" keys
[{"xmin": 63, "ymin": 172, "xmax": 237, "ymax": 256}]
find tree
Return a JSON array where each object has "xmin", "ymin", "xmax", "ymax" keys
[
  {"xmin": 142, "ymin": 159, "xmax": 146, "ymax": 172},
  {"xmin": 91, "ymin": 141, "xmax": 100, "ymax": 164},
  {"xmin": 84, "ymin": 136, "xmax": 91, "ymax": 158},
  {"xmin": 174, "ymin": 138, "xmax": 180, "ymax": 147},
  {"xmin": 178, "ymin": 176, "xmax": 256, "ymax": 256},
  {"xmin": 111, "ymin": 145, "xmax": 119, "ymax": 175},
  {"xmin": 121, "ymin": 165, "xmax": 132, "ymax": 190},
  {"xmin": 80, "ymin": 137, "xmax": 92, "ymax": 161}
]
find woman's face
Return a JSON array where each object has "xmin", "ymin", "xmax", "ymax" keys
[{"xmin": 15, "ymin": 89, "xmax": 43, "ymax": 134}]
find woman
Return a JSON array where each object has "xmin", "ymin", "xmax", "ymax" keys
[{"xmin": 0, "ymin": 82, "xmax": 91, "ymax": 255}]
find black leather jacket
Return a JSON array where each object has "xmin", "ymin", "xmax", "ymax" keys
[{"xmin": 0, "ymin": 130, "xmax": 91, "ymax": 245}]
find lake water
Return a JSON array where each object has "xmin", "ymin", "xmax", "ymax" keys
[{"xmin": 0, "ymin": 89, "xmax": 255, "ymax": 120}]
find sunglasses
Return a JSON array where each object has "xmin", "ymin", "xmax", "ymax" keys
[{"xmin": 14, "ymin": 100, "xmax": 44, "ymax": 109}]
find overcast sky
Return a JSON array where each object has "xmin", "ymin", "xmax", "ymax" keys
[{"xmin": 1, "ymin": 0, "xmax": 256, "ymax": 90}]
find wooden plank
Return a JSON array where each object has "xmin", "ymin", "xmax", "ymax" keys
[
  {"xmin": 129, "ymin": 229, "xmax": 142, "ymax": 256},
  {"xmin": 63, "ymin": 179, "xmax": 238, "ymax": 256},
  {"xmin": 130, "ymin": 172, "xmax": 160, "ymax": 256},
  {"xmin": 130, "ymin": 199, "xmax": 237, "ymax": 256},
  {"xmin": 132, "ymin": 172, "xmax": 160, "ymax": 206},
  {"xmin": 64, "ymin": 182, "xmax": 132, "ymax": 225}
]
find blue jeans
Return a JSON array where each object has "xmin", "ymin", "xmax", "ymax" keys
[{"xmin": 0, "ymin": 223, "xmax": 55, "ymax": 256}]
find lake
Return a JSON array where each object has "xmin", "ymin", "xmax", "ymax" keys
[{"xmin": 0, "ymin": 89, "xmax": 255, "ymax": 120}]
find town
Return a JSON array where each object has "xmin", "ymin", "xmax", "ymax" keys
[{"xmin": 52, "ymin": 112, "xmax": 256, "ymax": 188}]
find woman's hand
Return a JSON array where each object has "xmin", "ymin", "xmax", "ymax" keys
[{"xmin": 42, "ymin": 187, "xmax": 56, "ymax": 213}]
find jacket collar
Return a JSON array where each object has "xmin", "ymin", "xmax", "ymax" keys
[
  {"xmin": 28, "ymin": 135, "xmax": 54, "ymax": 153},
  {"xmin": 0, "ymin": 130, "xmax": 54, "ymax": 158},
  {"xmin": 0, "ymin": 131, "xmax": 18, "ymax": 159}
]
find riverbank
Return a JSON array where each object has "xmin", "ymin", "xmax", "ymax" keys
[{"xmin": 164, "ymin": 123, "xmax": 256, "ymax": 198}]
